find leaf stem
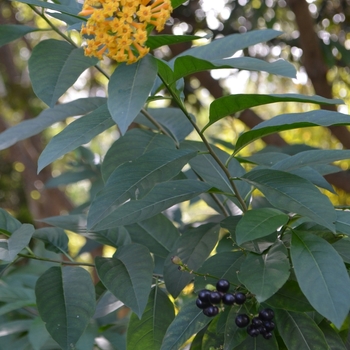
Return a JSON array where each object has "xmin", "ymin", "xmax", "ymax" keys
[{"xmin": 17, "ymin": 253, "xmax": 95, "ymax": 267}]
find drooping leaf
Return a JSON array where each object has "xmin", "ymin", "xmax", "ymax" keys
[
  {"xmin": 35, "ymin": 266, "xmax": 95, "ymax": 350},
  {"xmin": 88, "ymin": 148, "xmax": 197, "ymax": 228},
  {"xmin": 101, "ymin": 128, "xmax": 176, "ymax": 181},
  {"xmin": 108, "ymin": 55, "xmax": 158, "ymax": 134},
  {"xmin": 29, "ymin": 39, "xmax": 98, "ymax": 107},
  {"xmin": 146, "ymin": 34, "xmax": 203, "ymax": 50},
  {"xmin": 0, "ymin": 24, "xmax": 40, "ymax": 47},
  {"xmin": 91, "ymin": 179, "xmax": 211, "ymax": 230},
  {"xmin": 206, "ymin": 94, "xmax": 342, "ymax": 131},
  {"xmin": 241, "ymin": 169, "xmax": 336, "ymax": 232},
  {"xmin": 275, "ymin": 309, "xmax": 329, "ymax": 350},
  {"xmin": 38, "ymin": 104, "xmax": 114, "ymax": 172},
  {"xmin": 234, "ymin": 110, "xmax": 350, "ymax": 154},
  {"xmin": 291, "ymin": 230, "xmax": 350, "ymax": 328},
  {"xmin": 95, "ymin": 244, "xmax": 154, "ymax": 318},
  {"xmin": 125, "ymin": 214, "xmax": 179, "ymax": 258},
  {"xmin": 173, "ymin": 57, "xmax": 296, "ymax": 86},
  {"xmin": 172, "ymin": 29, "xmax": 282, "ymax": 61},
  {"xmin": 194, "ymin": 251, "xmax": 244, "ymax": 291},
  {"xmin": 33, "ymin": 227, "xmax": 69, "ymax": 254},
  {"xmin": 0, "ymin": 97, "xmax": 106, "ymax": 150},
  {"xmin": 93, "ymin": 291, "xmax": 123, "ymax": 319},
  {"xmin": 238, "ymin": 241, "xmax": 290, "ymax": 302},
  {"xmin": 164, "ymin": 223, "xmax": 219, "ymax": 298},
  {"xmin": 160, "ymin": 298, "xmax": 212, "ymax": 350},
  {"xmin": 127, "ymin": 286, "xmax": 175, "ymax": 350},
  {"xmin": 235, "ymin": 208, "xmax": 289, "ymax": 246},
  {"xmin": 264, "ymin": 280, "xmax": 314, "ymax": 312},
  {"xmin": 318, "ymin": 319, "xmax": 347, "ymax": 350},
  {"xmin": 0, "ymin": 224, "xmax": 34, "ymax": 262}
]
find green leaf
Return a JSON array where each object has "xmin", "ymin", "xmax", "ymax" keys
[
  {"xmin": 332, "ymin": 238, "xmax": 350, "ymax": 264},
  {"xmin": 125, "ymin": 214, "xmax": 179, "ymax": 258},
  {"xmin": 234, "ymin": 110, "xmax": 350, "ymax": 154},
  {"xmin": 29, "ymin": 40, "xmax": 98, "ymax": 107},
  {"xmin": 33, "ymin": 227, "xmax": 69, "ymax": 254},
  {"xmin": 0, "ymin": 224, "xmax": 34, "ymax": 262},
  {"xmin": 95, "ymin": 243, "xmax": 154, "ymax": 318},
  {"xmin": 86, "ymin": 227, "xmax": 131, "ymax": 248},
  {"xmin": 45, "ymin": 169, "xmax": 98, "ymax": 188},
  {"xmin": 0, "ymin": 208, "xmax": 21, "ymax": 233},
  {"xmin": 28, "ymin": 317, "xmax": 50, "ymax": 350},
  {"xmin": 102, "ymin": 128, "xmax": 176, "ymax": 181},
  {"xmin": 291, "ymin": 230, "xmax": 350, "ymax": 328},
  {"xmin": 224, "ymin": 305, "xmax": 248, "ymax": 350},
  {"xmin": 232, "ymin": 333, "xmax": 279, "ymax": 350},
  {"xmin": 206, "ymin": 94, "xmax": 341, "ymax": 131},
  {"xmin": 194, "ymin": 251, "xmax": 244, "ymax": 291},
  {"xmin": 10, "ymin": 0, "xmax": 82, "ymax": 17},
  {"xmin": 0, "ymin": 25, "xmax": 39, "ymax": 47},
  {"xmin": 146, "ymin": 34, "xmax": 203, "ymax": 50},
  {"xmin": 275, "ymin": 309, "xmax": 329, "ymax": 350},
  {"xmin": 173, "ymin": 29, "xmax": 282, "ymax": 61},
  {"xmin": 241, "ymin": 169, "xmax": 336, "ymax": 232},
  {"xmin": 173, "ymin": 57, "xmax": 296, "ymax": 85},
  {"xmin": 38, "ymin": 104, "xmax": 113, "ymax": 172},
  {"xmin": 108, "ymin": 55, "xmax": 158, "ymax": 134},
  {"xmin": 91, "ymin": 180, "xmax": 211, "ymax": 230},
  {"xmin": 88, "ymin": 148, "xmax": 197, "ymax": 228},
  {"xmin": 335, "ymin": 210, "xmax": 350, "ymax": 235},
  {"xmin": 264, "ymin": 280, "xmax": 314, "ymax": 312},
  {"xmin": 127, "ymin": 286, "xmax": 175, "ymax": 350},
  {"xmin": 35, "ymin": 266, "xmax": 95, "ymax": 350},
  {"xmin": 201, "ymin": 317, "xmax": 224, "ymax": 349},
  {"xmin": 238, "ymin": 241, "xmax": 290, "ymax": 302},
  {"xmin": 236, "ymin": 208, "xmax": 289, "ymax": 246},
  {"xmin": 0, "ymin": 97, "xmax": 106, "ymax": 150},
  {"xmin": 164, "ymin": 223, "xmax": 219, "ymax": 298},
  {"xmin": 319, "ymin": 319, "xmax": 347, "ymax": 350},
  {"xmin": 272, "ymin": 149, "xmax": 350, "ymax": 172},
  {"xmin": 37, "ymin": 214, "xmax": 87, "ymax": 233},
  {"xmin": 160, "ymin": 298, "xmax": 212, "ymax": 350}
]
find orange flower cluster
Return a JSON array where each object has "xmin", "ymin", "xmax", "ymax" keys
[{"xmin": 79, "ymin": 0, "xmax": 172, "ymax": 64}]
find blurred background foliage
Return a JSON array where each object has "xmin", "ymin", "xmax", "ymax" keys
[{"xmin": 1, "ymin": 0, "xmax": 350, "ymax": 242}]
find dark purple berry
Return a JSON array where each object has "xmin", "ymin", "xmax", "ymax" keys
[
  {"xmin": 216, "ymin": 279, "xmax": 230, "ymax": 293},
  {"xmin": 198, "ymin": 289, "xmax": 211, "ymax": 303},
  {"xmin": 209, "ymin": 291, "xmax": 222, "ymax": 304},
  {"xmin": 203, "ymin": 305, "xmax": 219, "ymax": 317},
  {"xmin": 235, "ymin": 314, "xmax": 250, "ymax": 328},
  {"xmin": 251, "ymin": 317, "xmax": 263, "ymax": 327},
  {"xmin": 259, "ymin": 308, "xmax": 274, "ymax": 320},
  {"xmin": 262, "ymin": 332, "xmax": 273, "ymax": 340},
  {"xmin": 257, "ymin": 326, "xmax": 267, "ymax": 334},
  {"xmin": 222, "ymin": 293, "xmax": 235, "ymax": 305},
  {"xmin": 247, "ymin": 325, "xmax": 260, "ymax": 337},
  {"xmin": 234, "ymin": 292, "xmax": 246, "ymax": 305},
  {"xmin": 264, "ymin": 320, "xmax": 275, "ymax": 331},
  {"xmin": 195, "ymin": 298, "xmax": 211, "ymax": 309}
]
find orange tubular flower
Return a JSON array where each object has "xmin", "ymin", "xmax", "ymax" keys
[{"xmin": 79, "ymin": 0, "xmax": 173, "ymax": 64}]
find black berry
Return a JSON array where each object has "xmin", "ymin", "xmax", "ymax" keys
[
  {"xmin": 203, "ymin": 305, "xmax": 219, "ymax": 317},
  {"xmin": 209, "ymin": 291, "xmax": 222, "ymax": 304},
  {"xmin": 235, "ymin": 314, "xmax": 250, "ymax": 328},
  {"xmin": 262, "ymin": 331, "xmax": 273, "ymax": 340},
  {"xmin": 264, "ymin": 320, "xmax": 275, "ymax": 331},
  {"xmin": 216, "ymin": 279, "xmax": 230, "ymax": 293},
  {"xmin": 251, "ymin": 317, "xmax": 263, "ymax": 327},
  {"xmin": 198, "ymin": 289, "xmax": 211, "ymax": 303},
  {"xmin": 247, "ymin": 325, "xmax": 260, "ymax": 337},
  {"xmin": 195, "ymin": 298, "xmax": 211, "ymax": 309},
  {"xmin": 234, "ymin": 292, "xmax": 246, "ymax": 305},
  {"xmin": 222, "ymin": 293, "xmax": 235, "ymax": 305},
  {"xmin": 259, "ymin": 308, "xmax": 274, "ymax": 321}
]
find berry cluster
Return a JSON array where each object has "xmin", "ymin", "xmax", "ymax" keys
[
  {"xmin": 235, "ymin": 308, "xmax": 275, "ymax": 340},
  {"xmin": 195, "ymin": 279, "xmax": 246, "ymax": 317}
]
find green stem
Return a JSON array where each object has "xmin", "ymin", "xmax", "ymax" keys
[
  {"xmin": 18, "ymin": 253, "xmax": 95, "ymax": 267},
  {"xmin": 158, "ymin": 73, "xmax": 248, "ymax": 213}
]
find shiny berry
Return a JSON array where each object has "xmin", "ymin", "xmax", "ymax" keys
[
  {"xmin": 196, "ymin": 298, "xmax": 211, "ymax": 309},
  {"xmin": 251, "ymin": 317, "xmax": 263, "ymax": 327},
  {"xmin": 247, "ymin": 325, "xmax": 260, "ymax": 337},
  {"xmin": 216, "ymin": 279, "xmax": 230, "ymax": 293},
  {"xmin": 235, "ymin": 314, "xmax": 250, "ymax": 328},
  {"xmin": 198, "ymin": 289, "xmax": 211, "ymax": 302},
  {"xmin": 209, "ymin": 291, "xmax": 222, "ymax": 304},
  {"xmin": 262, "ymin": 331, "xmax": 273, "ymax": 340},
  {"xmin": 203, "ymin": 305, "xmax": 219, "ymax": 317},
  {"xmin": 234, "ymin": 292, "xmax": 246, "ymax": 305},
  {"xmin": 264, "ymin": 320, "xmax": 275, "ymax": 331},
  {"xmin": 222, "ymin": 293, "xmax": 235, "ymax": 305},
  {"xmin": 259, "ymin": 308, "xmax": 274, "ymax": 320}
]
